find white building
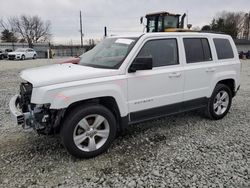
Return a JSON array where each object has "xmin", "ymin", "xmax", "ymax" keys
[{"xmin": 234, "ymin": 39, "xmax": 250, "ymax": 52}]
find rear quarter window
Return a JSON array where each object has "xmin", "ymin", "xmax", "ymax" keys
[{"xmin": 213, "ymin": 38, "xmax": 234, "ymax": 60}]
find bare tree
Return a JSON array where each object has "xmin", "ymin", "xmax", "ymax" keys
[
  {"xmin": 8, "ymin": 15, "xmax": 51, "ymax": 47},
  {"xmin": 0, "ymin": 18, "xmax": 8, "ymax": 30},
  {"xmin": 209, "ymin": 11, "xmax": 247, "ymax": 39}
]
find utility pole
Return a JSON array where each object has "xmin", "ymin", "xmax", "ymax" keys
[
  {"xmin": 247, "ymin": 12, "xmax": 250, "ymax": 40},
  {"xmin": 104, "ymin": 26, "xmax": 107, "ymax": 38},
  {"xmin": 80, "ymin": 10, "xmax": 83, "ymax": 48}
]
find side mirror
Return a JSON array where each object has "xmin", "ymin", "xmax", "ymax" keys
[
  {"xmin": 140, "ymin": 17, "xmax": 143, "ymax": 24},
  {"xmin": 129, "ymin": 56, "xmax": 153, "ymax": 73}
]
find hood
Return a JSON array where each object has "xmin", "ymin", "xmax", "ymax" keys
[
  {"xmin": 20, "ymin": 63, "xmax": 119, "ymax": 87},
  {"xmin": 8, "ymin": 51, "xmax": 23, "ymax": 55}
]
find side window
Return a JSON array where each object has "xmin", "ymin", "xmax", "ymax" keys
[
  {"xmin": 156, "ymin": 16, "xmax": 164, "ymax": 32},
  {"xmin": 183, "ymin": 38, "xmax": 212, "ymax": 63},
  {"xmin": 213, "ymin": 38, "xmax": 234, "ymax": 60},
  {"xmin": 201, "ymin": 39, "xmax": 212, "ymax": 61},
  {"xmin": 147, "ymin": 17, "xmax": 156, "ymax": 32},
  {"xmin": 137, "ymin": 39, "xmax": 179, "ymax": 67}
]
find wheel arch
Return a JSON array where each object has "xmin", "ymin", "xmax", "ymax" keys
[
  {"xmin": 209, "ymin": 71, "xmax": 237, "ymax": 98},
  {"xmin": 56, "ymin": 96, "xmax": 128, "ymax": 133},
  {"xmin": 216, "ymin": 79, "xmax": 235, "ymax": 96},
  {"xmin": 65, "ymin": 96, "xmax": 121, "ymax": 119}
]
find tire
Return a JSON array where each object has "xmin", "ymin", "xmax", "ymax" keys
[
  {"xmin": 0, "ymin": 54, "xmax": 4, "ymax": 60},
  {"xmin": 60, "ymin": 104, "xmax": 117, "ymax": 158},
  {"xmin": 21, "ymin": 55, "xmax": 25, "ymax": 60},
  {"xmin": 33, "ymin": 54, "xmax": 36, "ymax": 59},
  {"xmin": 205, "ymin": 84, "xmax": 232, "ymax": 120}
]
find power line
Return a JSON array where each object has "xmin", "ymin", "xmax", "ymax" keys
[{"xmin": 80, "ymin": 15, "xmax": 141, "ymax": 19}]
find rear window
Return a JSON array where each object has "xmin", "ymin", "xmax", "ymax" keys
[
  {"xmin": 183, "ymin": 38, "xmax": 212, "ymax": 63},
  {"xmin": 213, "ymin": 38, "xmax": 234, "ymax": 60}
]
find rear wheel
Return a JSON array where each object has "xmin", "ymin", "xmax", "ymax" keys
[
  {"xmin": 60, "ymin": 104, "xmax": 117, "ymax": 158},
  {"xmin": 0, "ymin": 54, "xmax": 4, "ymax": 59},
  {"xmin": 205, "ymin": 84, "xmax": 232, "ymax": 120}
]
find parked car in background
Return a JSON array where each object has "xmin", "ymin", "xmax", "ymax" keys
[
  {"xmin": 8, "ymin": 48, "xmax": 37, "ymax": 60},
  {"xmin": 60, "ymin": 57, "xmax": 80, "ymax": 64},
  {"xmin": 239, "ymin": 50, "xmax": 250, "ymax": 59},
  {"xmin": 0, "ymin": 49, "xmax": 4, "ymax": 60},
  {"xmin": 239, "ymin": 51, "xmax": 244, "ymax": 59},
  {"xmin": 246, "ymin": 51, "xmax": 250, "ymax": 59},
  {"xmin": 0, "ymin": 48, "xmax": 13, "ymax": 59}
]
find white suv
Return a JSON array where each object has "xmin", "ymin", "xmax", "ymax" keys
[{"xmin": 9, "ymin": 32, "xmax": 241, "ymax": 158}]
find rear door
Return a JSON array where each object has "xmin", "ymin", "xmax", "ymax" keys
[
  {"xmin": 127, "ymin": 37, "xmax": 184, "ymax": 122},
  {"xmin": 181, "ymin": 36, "xmax": 216, "ymax": 105}
]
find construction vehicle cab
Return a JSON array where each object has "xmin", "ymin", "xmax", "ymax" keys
[{"xmin": 144, "ymin": 11, "xmax": 186, "ymax": 32}]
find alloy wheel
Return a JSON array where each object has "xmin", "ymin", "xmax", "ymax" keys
[
  {"xmin": 73, "ymin": 114, "xmax": 110, "ymax": 152},
  {"xmin": 213, "ymin": 90, "xmax": 229, "ymax": 115}
]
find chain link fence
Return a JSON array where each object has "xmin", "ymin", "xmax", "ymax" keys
[{"xmin": 0, "ymin": 42, "xmax": 92, "ymax": 58}]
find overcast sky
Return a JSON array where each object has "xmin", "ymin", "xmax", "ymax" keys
[{"xmin": 0, "ymin": 0, "xmax": 249, "ymax": 44}]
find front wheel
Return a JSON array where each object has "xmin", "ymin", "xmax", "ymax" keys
[
  {"xmin": 60, "ymin": 104, "xmax": 117, "ymax": 158},
  {"xmin": 21, "ymin": 55, "xmax": 25, "ymax": 60},
  {"xmin": 205, "ymin": 84, "xmax": 232, "ymax": 120},
  {"xmin": 33, "ymin": 54, "xmax": 36, "ymax": 59}
]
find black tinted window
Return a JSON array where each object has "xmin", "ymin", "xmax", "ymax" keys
[
  {"xmin": 213, "ymin": 38, "xmax": 234, "ymax": 59},
  {"xmin": 184, "ymin": 38, "xmax": 212, "ymax": 63},
  {"xmin": 201, "ymin": 39, "xmax": 212, "ymax": 61},
  {"xmin": 137, "ymin": 39, "xmax": 178, "ymax": 67}
]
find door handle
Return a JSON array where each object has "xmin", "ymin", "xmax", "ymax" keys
[
  {"xmin": 169, "ymin": 72, "xmax": 181, "ymax": 78},
  {"xmin": 206, "ymin": 68, "xmax": 216, "ymax": 72}
]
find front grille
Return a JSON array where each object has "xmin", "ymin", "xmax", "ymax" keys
[
  {"xmin": 17, "ymin": 115, "xmax": 25, "ymax": 125},
  {"xmin": 8, "ymin": 55, "xmax": 15, "ymax": 59},
  {"xmin": 19, "ymin": 82, "xmax": 33, "ymax": 112}
]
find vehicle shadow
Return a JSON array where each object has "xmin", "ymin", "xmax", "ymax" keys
[{"xmin": 1, "ymin": 109, "xmax": 205, "ymax": 162}]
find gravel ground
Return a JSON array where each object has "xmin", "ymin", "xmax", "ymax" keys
[{"xmin": 0, "ymin": 59, "xmax": 250, "ymax": 188}]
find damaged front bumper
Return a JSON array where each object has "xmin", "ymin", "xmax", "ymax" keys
[
  {"xmin": 9, "ymin": 94, "xmax": 32, "ymax": 129},
  {"xmin": 9, "ymin": 94, "xmax": 56, "ymax": 134}
]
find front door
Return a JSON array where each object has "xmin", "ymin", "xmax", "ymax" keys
[{"xmin": 127, "ymin": 38, "xmax": 184, "ymax": 122}]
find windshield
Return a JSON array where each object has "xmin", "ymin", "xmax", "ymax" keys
[
  {"xmin": 79, "ymin": 37, "xmax": 138, "ymax": 69},
  {"xmin": 164, "ymin": 16, "xmax": 179, "ymax": 28},
  {"xmin": 15, "ymin": 48, "xmax": 26, "ymax": 52}
]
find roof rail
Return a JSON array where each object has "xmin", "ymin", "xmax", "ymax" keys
[{"xmin": 198, "ymin": 30, "xmax": 226, "ymax": 35}]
